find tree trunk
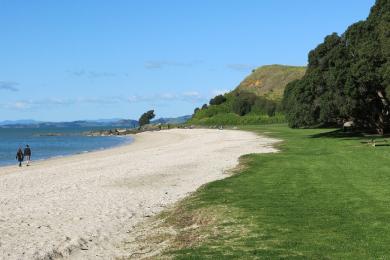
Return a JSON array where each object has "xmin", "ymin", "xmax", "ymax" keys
[{"xmin": 376, "ymin": 90, "xmax": 389, "ymax": 135}]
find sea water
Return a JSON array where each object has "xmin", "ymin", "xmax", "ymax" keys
[{"xmin": 0, "ymin": 127, "xmax": 133, "ymax": 167}]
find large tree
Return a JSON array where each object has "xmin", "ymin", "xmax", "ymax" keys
[{"xmin": 283, "ymin": 0, "xmax": 390, "ymax": 133}]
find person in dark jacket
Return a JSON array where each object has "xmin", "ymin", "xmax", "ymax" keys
[
  {"xmin": 16, "ymin": 147, "xmax": 24, "ymax": 167},
  {"xmin": 24, "ymin": 144, "xmax": 31, "ymax": 166}
]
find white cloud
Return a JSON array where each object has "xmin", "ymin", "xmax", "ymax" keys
[
  {"xmin": 160, "ymin": 93, "xmax": 177, "ymax": 100},
  {"xmin": 12, "ymin": 101, "xmax": 30, "ymax": 109},
  {"xmin": 125, "ymin": 92, "xmax": 204, "ymax": 103},
  {"xmin": 212, "ymin": 89, "xmax": 230, "ymax": 96},
  {"xmin": 183, "ymin": 91, "xmax": 201, "ymax": 97}
]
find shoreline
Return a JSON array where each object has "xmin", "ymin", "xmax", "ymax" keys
[
  {"xmin": 0, "ymin": 134, "xmax": 134, "ymax": 173},
  {"xmin": 0, "ymin": 129, "xmax": 279, "ymax": 259}
]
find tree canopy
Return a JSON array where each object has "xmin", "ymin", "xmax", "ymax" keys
[
  {"xmin": 209, "ymin": 95, "xmax": 227, "ymax": 106},
  {"xmin": 283, "ymin": 0, "xmax": 390, "ymax": 133},
  {"xmin": 138, "ymin": 110, "xmax": 155, "ymax": 126}
]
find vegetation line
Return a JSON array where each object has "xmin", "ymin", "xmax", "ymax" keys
[{"xmin": 143, "ymin": 125, "xmax": 390, "ymax": 259}]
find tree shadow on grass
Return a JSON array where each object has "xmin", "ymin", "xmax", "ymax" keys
[
  {"xmin": 310, "ymin": 129, "xmax": 365, "ymax": 139},
  {"xmin": 309, "ymin": 129, "xmax": 390, "ymax": 144}
]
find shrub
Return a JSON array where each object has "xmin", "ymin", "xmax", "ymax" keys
[
  {"xmin": 232, "ymin": 97, "xmax": 252, "ymax": 116},
  {"xmin": 209, "ymin": 95, "xmax": 227, "ymax": 105},
  {"xmin": 188, "ymin": 113, "xmax": 286, "ymax": 126},
  {"xmin": 194, "ymin": 107, "xmax": 200, "ymax": 114},
  {"xmin": 232, "ymin": 92, "xmax": 258, "ymax": 116}
]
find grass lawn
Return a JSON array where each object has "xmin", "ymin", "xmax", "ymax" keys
[{"xmin": 159, "ymin": 124, "xmax": 390, "ymax": 259}]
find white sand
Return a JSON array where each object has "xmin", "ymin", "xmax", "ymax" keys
[{"xmin": 0, "ymin": 129, "xmax": 278, "ymax": 259}]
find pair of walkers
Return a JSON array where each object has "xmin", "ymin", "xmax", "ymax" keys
[{"xmin": 16, "ymin": 145, "xmax": 32, "ymax": 167}]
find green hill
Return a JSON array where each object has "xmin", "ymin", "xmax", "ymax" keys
[
  {"xmin": 189, "ymin": 64, "xmax": 306, "ymax": 125},
  {"xmin": 237, "ymin": 65, "xmax": 306, "ymax": 101}
]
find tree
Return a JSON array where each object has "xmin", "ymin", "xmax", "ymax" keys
[
  {"xmin": 233, "ymin": 98, "xmax": 251, "ymax": 116},
  {"xmin": 209, "ymin": 95, "xmax": 227, "ymax": 105},
  {"xmin": 138, "ymin": 110, "xmax": 155, "ymax": 126},
  {"xmin": 194, "ymin": 107, "xmax": 200, "ymax": 114},
  {"xmin": 201, "ymin": 104, "xmax": 208, "ymax": 109},
  {"xmin": 232, "ymin": 93, "xmax": 254, "ymax": 116},
  {"xmin": 265, "ymin": 102, "xmax": 277, "ymax": 117},
  {"xmin": 252, "ymin": 96, "xmax": 279, "ymax": 116},
  {"xmin": 283, "ymin": 0, "xmax": 390, "ymax": 133}
]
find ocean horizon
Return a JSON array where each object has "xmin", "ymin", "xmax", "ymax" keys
[{"xmin": 0, "ymin": 127, "xmax": 133, "ymax": 167}]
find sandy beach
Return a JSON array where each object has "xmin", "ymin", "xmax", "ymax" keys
[{"xmin": 0, "ymin": 129, "xmax": 278, "ymax": 259}]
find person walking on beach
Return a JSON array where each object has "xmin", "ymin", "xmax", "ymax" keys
[
  {"xmin": 24, "ymin": 145, "xmax": 31, "ymax": 166},
  {"xmin": 16, "ymin": 147, "xmax": 24, "ymax": 167}
]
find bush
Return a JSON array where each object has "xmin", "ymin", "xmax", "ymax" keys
[
  {"xmin": 265, "ymin": 101, "xmax": 277, "ymax": 117},
  {"xmin": 188, "ymin": 113, "xmax": 286, "ymax": 126},
  {"xmin": 194, "ymin": 107, "xmax": 200, "ymax": 114},
  {"xmin": 209, "ymin": 95, "xmax": 227, "ymax": 105},
  {"xmin": 192, "ymin": 90, "xmax": 283, "ymax": 125},
  {"xmin": 232, "ymin": 92, "xmax": 258, "ymax": 116},
  {"xmin": 232, "ymin": 97, "xmax": 252, "ymax": 116}
]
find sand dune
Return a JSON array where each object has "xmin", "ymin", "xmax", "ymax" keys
[{"xmin": 0, "ymin": 129, "xmax": 278, "ymax": 259}]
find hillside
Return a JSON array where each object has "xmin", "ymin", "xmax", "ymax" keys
[
  {"xmin": 189, "ymin": 64, "xmax": 306, "ymax": 125},
  {"xmin": 236, "ymin": 65, "xmax": 306, "ymax": 101}
]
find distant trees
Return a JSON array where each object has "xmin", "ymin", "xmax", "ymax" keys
[
  {"xmin": 232, "ymin": 91, "xmax": 279, "ymax": 116},
  {"xmin": 232, "ymin": 98, "xmax": 252, "ymax": 116},
  {"xmin": 139, "ymin": 110, "xmax": 155, "ymax": 126},
  {"xmin": 232, "ymin": 92, "xmax": 255, "ymax": 116},
  {"xmin": 283, "ymin": 0, "xmax": 390, "ymax": 133},
  {"xmin": 209, "ymin": 95, "xmax": 227, "ymax": 106},
  {"xmin": 265, "ymin": 101, "xmax": 277, "ymax": 117},
  {"xmin": 192, "ymin": 91, "xmax": 280, "ymax": 119},
  {"xmin": 192, "ymin": 96, "xmax": 227, "ymax": 117},
  {"xmin": 194, "ymin": 107, "xmax": 200, "ymax": 114}
]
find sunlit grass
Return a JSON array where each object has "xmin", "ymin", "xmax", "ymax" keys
[{"xmin": 162, "ymin": 125, "xmax": 390, "ymax": 259}]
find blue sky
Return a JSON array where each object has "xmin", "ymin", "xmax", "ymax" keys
[{"xmin": 0, "ymin": 0, "xmax": 375, "ymax": 121}]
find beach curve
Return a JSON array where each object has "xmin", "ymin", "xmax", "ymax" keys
[{"xmin": 0, "ymin": 129, "xmax": 278, "ymax": 259}]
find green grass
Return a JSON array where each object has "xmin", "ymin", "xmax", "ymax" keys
[
  {"xmin": 161, "ymin": 125, "xmax": 390, "ymax": 259},
  {"xmin": 188, "ymin": 113, "xmax": 285, "ymax": 126}
]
